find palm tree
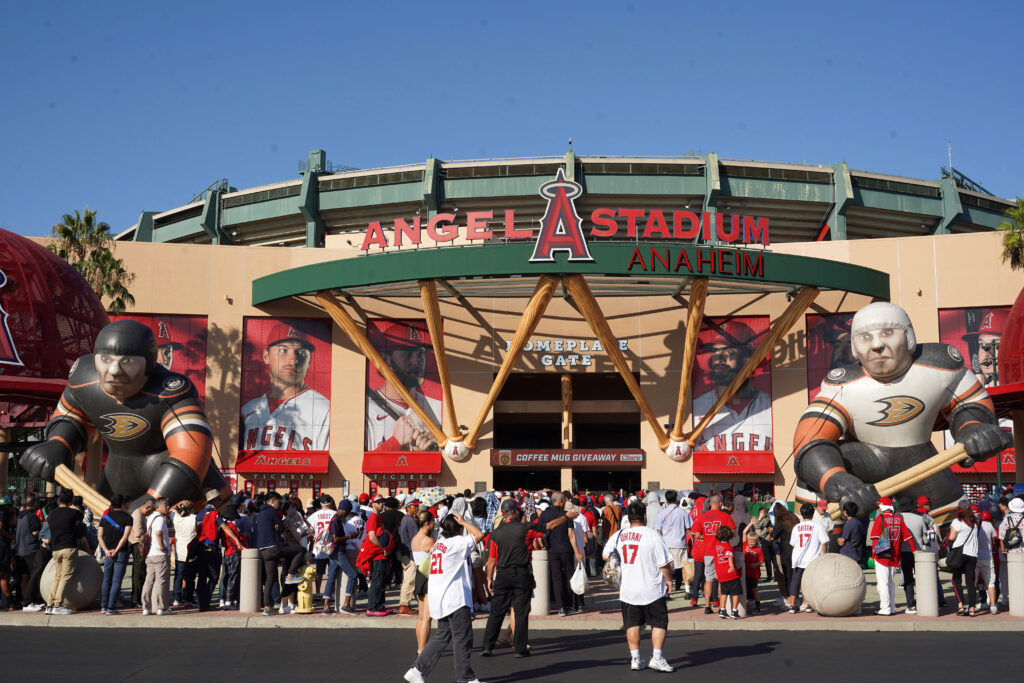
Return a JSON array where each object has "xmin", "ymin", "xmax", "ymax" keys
[
  {"xmin": 48, "ymin": 208, "xmax": 136, "ymax": 314},
  {"xmin": 998, "ymin": 198, "xmax": 1024, "ymax": 271}
]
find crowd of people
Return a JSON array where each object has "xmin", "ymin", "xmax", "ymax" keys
[{"xmin": 2, "ymin": 484, "xmax": 1023, "ymax": 674}]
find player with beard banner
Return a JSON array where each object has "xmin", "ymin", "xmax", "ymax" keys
[{"xmin": 365, "ymin": 321, "xmax": 442, "ymax": 452}]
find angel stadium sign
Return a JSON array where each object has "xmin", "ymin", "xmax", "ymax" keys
[{"xmin": 358, "ymin": 169, "xmax": 771, "ymax": 260}]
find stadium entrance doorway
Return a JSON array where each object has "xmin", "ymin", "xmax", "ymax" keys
[
  {"xmin": 572, "ymin": 468, "xmax": 640, "ymax": 495},
  {"xmin": 492, "ymin": 467, "xmax": 560, "ymax": 492}
]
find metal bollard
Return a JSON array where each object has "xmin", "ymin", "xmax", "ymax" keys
[
  {"xmin": 1009, "ymin": 554, "xmax": 1024, "ymax": 618},
  {"xmin": 914, "ymin": 551, "xmax": 938, "ymax": 617},
  {"xmin": 240, "ymin": 548, "xmax": 261, "ymax": 613},
  {"xmin": 531, "ymin": 549, "xmax": 550, "ymax": 617}
]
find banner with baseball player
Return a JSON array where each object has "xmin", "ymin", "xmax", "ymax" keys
[
  {"xmin": 111, "ymin": 314, "xmax": 208, "ymax": 404},
  {"xmin": 690, "ymin": 316, "xmax": 773, "ymax": 452},
  {"xmin": 939, "ymin": 307, "xmax": 1015, "ymax": 466},
  {"xmin": 805, "ymin": 313, "xmax": 855, "ymax": 400},
  {"xmin": 364, "ymin": 319, "xmax": 444, "ymax": 453},
  {"xmin": 239, "ymin": 318, "xmax": 331, "ymax": 452}
]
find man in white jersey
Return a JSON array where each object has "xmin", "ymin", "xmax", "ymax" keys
[
  {"xmin": 405, "ymin": 513, "xmax": 484, "ymax": 683},
  {"xmin": 602, "ymin": 501, "xmax": 674, "ymax": 673},
  {"xmin": 365, "ymin": 321, "xmax": 442, "ymax": 452},
  {"xmin": 692, "ymin": 319, "xmax": 773, "ymax": 452},
  {"xmin": 242, "ymin": 323, "xmax": 330, "ymax": 451},
  {"xmin": 787, "ymin": 502, "xmax": 829, "ymax": 613},
  {"xmin": 306, "ymin": 495, "xmax": 337, "ymax": 597}
]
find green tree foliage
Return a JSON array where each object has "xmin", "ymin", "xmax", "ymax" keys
[
  {"xmin": 999, "ymin": 198, "xmax": 1024, "ymax": 271},
  {"xmin": 48, "ymin": 208, "xmax": 136, "ymax": 314}
]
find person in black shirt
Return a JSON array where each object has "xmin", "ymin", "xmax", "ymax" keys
[
  {"xmin": 481, "ymin": 499, "xmax": 567, "ymax": 657},
  {"xmin": 15, "ymin": 496, "xmax": 44, "ymax": 611},
  {"xmin": 255, "ymin": 492, "xmax": 305, "ymax": 616},
  {"xmin": 98, "ymin": 493, "xmax": 133, "ymax": 614},
  {"xmin": 538, "ymin": 491, "xmax": 573, "ymax": 616},
  {"xmin": 45, "ymin": 489, "xmax": 87, "ymax": 615}
]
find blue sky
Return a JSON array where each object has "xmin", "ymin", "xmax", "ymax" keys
[{"xmin": 2, "ymin": 0, "xmax": 1021, "ymax": 237}]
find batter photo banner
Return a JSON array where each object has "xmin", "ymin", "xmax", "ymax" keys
[
  {"xmin": 239, "ymin": 317, "xmax": 331, "ymax": 452},
  {"xmin": 364, "ymin": 319, "xmax": 444, "ymax": 454},
  {"xmin": 805, "ymin": 313, "xmax": 855, "ymax": 400},
  {"xmin": 691, "ymin": 316, "xmax": 772, "ymax": 452},
  {"xmin": 939, "ymin": 307, "xmax": 1015, "ymax": 466},
  {"xmin": 112, "ymin": 314, "xmax": 208, "ymax": 404}
]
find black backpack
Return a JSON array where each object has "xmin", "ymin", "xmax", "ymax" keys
[{"xmin": 1004, "ymin": 514, "xmax": 1023, "ymax": 550}]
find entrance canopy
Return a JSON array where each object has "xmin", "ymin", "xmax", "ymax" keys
[{"xmin": 252, "ymin": 241, "xmax": 889, "ymax": 466}]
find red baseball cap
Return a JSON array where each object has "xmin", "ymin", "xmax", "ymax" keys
[
  {"xmin": 266, "ymin": 322, "xmax": 314, "ymax": 351},
  {"xmin": 916, "ymin": 496, "xmax": 931, "ymax": 506},
  {"xmin": 369, "ymin": 320, "xmax": 431, "ymax": 350},
  {"xmin": 817, "ymin": 499, "xmax": 828, "ymax": 509},
  {"xmin": 358, "ymin": 493, "xmax": 370, "ymax": 503},
  {"xmin": 962, "ymin": 310, "xmax": 1008, "ymax": 340},
  {"xmin": 702, "ymin": 319, "xmax": 756, "ymax": 349},
  {"xmin": 979, "ymin": 510, "xmax": 993, "ymax": 521},
  {"xmin": 878, "ymin": 496, "xmax": 894, "ymax": 506}
]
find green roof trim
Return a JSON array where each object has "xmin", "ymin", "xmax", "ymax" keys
[{"xmin": 252, "ymin": 242, "xmax": 890, "ymax": 305}]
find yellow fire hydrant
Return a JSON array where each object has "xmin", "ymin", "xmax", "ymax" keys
[{"xmin": 294, "ymin": 564, "xmax": 318, "ymax": 614}]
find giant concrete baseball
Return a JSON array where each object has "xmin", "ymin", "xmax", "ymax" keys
[
  {"xmin": 801, "ymin": 553, "xmax": 866, "ymax": 617},
  {"xmin": 39, "ymin": 550, "xmax": 102, "ymax": 611}
]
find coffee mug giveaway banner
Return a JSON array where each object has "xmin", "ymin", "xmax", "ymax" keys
[
  {"xmin": 112, "ymin": 314, "xmax": 208, "ymax": 404},
  {"xmin": 691, "ymin": 316, "xmax": 773, "ymax": 452},
  {"xmin": 239, "ymin": 318, "xmax": 331, "ymax": 452},
  {"xmin": 805, "ymin": 313, "xmax": 855, "ymax": 400},
  {"xmin": 364, "ymin": 319, "xmax": 444, "ymax": 453}
]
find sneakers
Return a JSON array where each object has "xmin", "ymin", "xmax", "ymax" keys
[
  {"xmin": 403, "ymin": 668, "xmax": 425, "ymax": 683},
  {"xmin": 727, "ymin": 613, "xmax": 741, "ymax": 620},
  {"xmin": 801, "ymin": 603, "xmax": 813, "ymax": 613},
  {"xmin": 649, "ymin": 657, "xmax": 675, "ymax": 673},
  {"xmin": 44, "ymin": 606, "xmax": 53, "ymax": 615},
  {"xmin": 142, "ymin": 609, "xmax": 151, "ymax": 616},
  {"xmin": 905, "ymin": 607, "xmax": 917, "ymax": 615},
  {"xmin": 51, "ymin": 606, "xmax": 73, "ymax": 616},
  {"xmin": 690, "ymin": 598, "xmax": 698, "ymax": 607},
  {"xmin": 262, "ymin": 608, "xmax": 273, "ymax": 616},
  {"xmin": 279, "ymin": 603, "xmax": 294, "ymax": 615},
  {"xmin": 704, "ymin": 606, "xmax": 712, "ymax": 615},
  {"xmin": 558, "ymin": 608, "xmax": 567, "ymax": 617},
  {"xmin": 631, "ymin": 658, "xmax": 646, "ymax": 671},
  {"xmin": 875, "ymin": 609, "xmax": 892, "ymax": 616},
  {"xmin": 787, "ymin": 605, "xmax": 797, "ymax": 614},
  {"xmin": 219, "ymin": 600, "xmax": 227, "ymax": 608},
  {"xmin": 157, "ymin": 609, "xmax": 172, "ymax": 616},
  {"xmin": 365, "ymin": 610, "xmax": 388, "ymax": 617},
  {"xmin": 107, "ymin": 609, "xmax": 120, "ymax": 615},
  {"xmin": 339, "ymin": 606, "xmax": 357, "ymax": 615},
  {"xmin": 22, "ymin": 603, "xmax": 44, "ymax": 613},
  {"xmin": 718, "ymin": 609, "xmax": 728, "ymax": 619},
  {"xmin": 990, "ymin": 605, "xmax": 999, "ymax": 615}
]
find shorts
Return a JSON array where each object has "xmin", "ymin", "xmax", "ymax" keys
[
  {"xmin": 703, "ymin": 556, "xmax": 716, "ymax": 582},
  {"xmin": 414, "ymin": 570, "xmax": 428, "ymax": 599},
  {"xmin": 719, "ymin": 578, "xmax": 743, "ymax": 596},
  {"xmin": 977, "ymin": 558, "xmax": 995, "ymax": 588},
  {"xmin": 669, "ymin": 547, "xmax": 687, "ymax": 569},
  {"xmin": 621, "ymin": 597, "xmax": 669, "ymax": 630}
]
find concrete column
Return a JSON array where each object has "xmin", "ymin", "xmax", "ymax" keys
[
  {"xmin": 914, "ymin": 551, "xmax": 939, "ymax": 617},
  {"xmin": 1009, "ymin": 554, "xmax": 1024, "ymax": 618},
  {"xmin": 531, "ymin": 549, "xmax": 549, "ymax": 616},
  {"xmin": 240, "ymin": 548, "xmax": 261, "ymax": 613}
]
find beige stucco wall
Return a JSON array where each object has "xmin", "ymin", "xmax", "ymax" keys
[{"xmin": 36, "ymin": 231, "xmax": 1021, "ymax": 501}]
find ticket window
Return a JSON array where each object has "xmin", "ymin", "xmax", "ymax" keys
[{"xmin": 694, "ymin": 482, "xmax": 773, "ymax": 501}]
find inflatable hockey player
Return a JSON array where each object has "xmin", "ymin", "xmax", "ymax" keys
[
  {"xmin": 793, "ymin": 302, "xmax": 1011, "ymax": 520},
  {"xmin": 21, "ymin": 320, "xmax": 231, "ymax": 513}
]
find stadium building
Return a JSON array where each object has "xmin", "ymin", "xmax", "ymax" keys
[{"xmin": 17, "ymin": 150, "xmax": 1024, "ymax": 502}]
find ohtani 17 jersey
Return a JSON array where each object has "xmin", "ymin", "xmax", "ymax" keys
[
  {"xmin": 49, "ymin": 355, "xmax": 212, "ymax": 478},
  {"xmin": 242, "ymin": 388, "xmax": 330, "ymax": 451},
  {"xmin": 794, "ymin": 343, "xmax": 991, "ymax": 450},
  {"xmin": 603, "ymin": 524, "xmax": 672, "ymax": 606}
]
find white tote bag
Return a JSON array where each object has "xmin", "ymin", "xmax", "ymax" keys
[{"xmin": 570, "ymin": 561, "xmax": 589, "ymax": 595}]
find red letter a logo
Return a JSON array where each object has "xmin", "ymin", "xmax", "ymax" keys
[
  {"xmin": 0, "ymin": 269, "xmax": 23, "ymax": 367},
  {"xmin": 530, "ymin": 169, "xmax": 592, "ymax": 263}
]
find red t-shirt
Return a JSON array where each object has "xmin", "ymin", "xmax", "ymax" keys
[
  {"xmin": 693, "ymin": 509, "xmax": 736, "ymax": 559},
  {"xmin": 869, "ymin": 511, "xmax": 917, "ymax": 568},
  {"xmin": 742, "ymin": 541, "xmax": 764, "ymax": 579},
  {"xmin": 713, "ymin": 540, "xmax": 739, "ymax": 582}
]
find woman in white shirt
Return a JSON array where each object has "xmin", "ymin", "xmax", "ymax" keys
[
  {"xmin": 947, "ymin": 506, "xmax": 980, "ymax": 616},
  {"xmin": 405, "ymin": 513, "xmax": 483, "ymax": 683}
]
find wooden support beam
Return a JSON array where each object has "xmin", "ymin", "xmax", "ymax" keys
[
  {"xmin": 464, "ymin": 276, "xmax": 559, "ymax": 451},
  {"xmin": 316, "ymin": 291, "xmax": 447, "ymax": 447},
  {"xmin": 419, "ymin": 280, "xmax": 462, "ymax": 440},
  {"xmin": 687, "ymin": 285, "xmax": 819, "ymax": 446},
  {"xmin": 670, "ymin": 277, "xmax": 708, "ymax": 442},
  {"xmin": 562, "ymin": 274, "xmax": 671, "ymax": 450}
]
